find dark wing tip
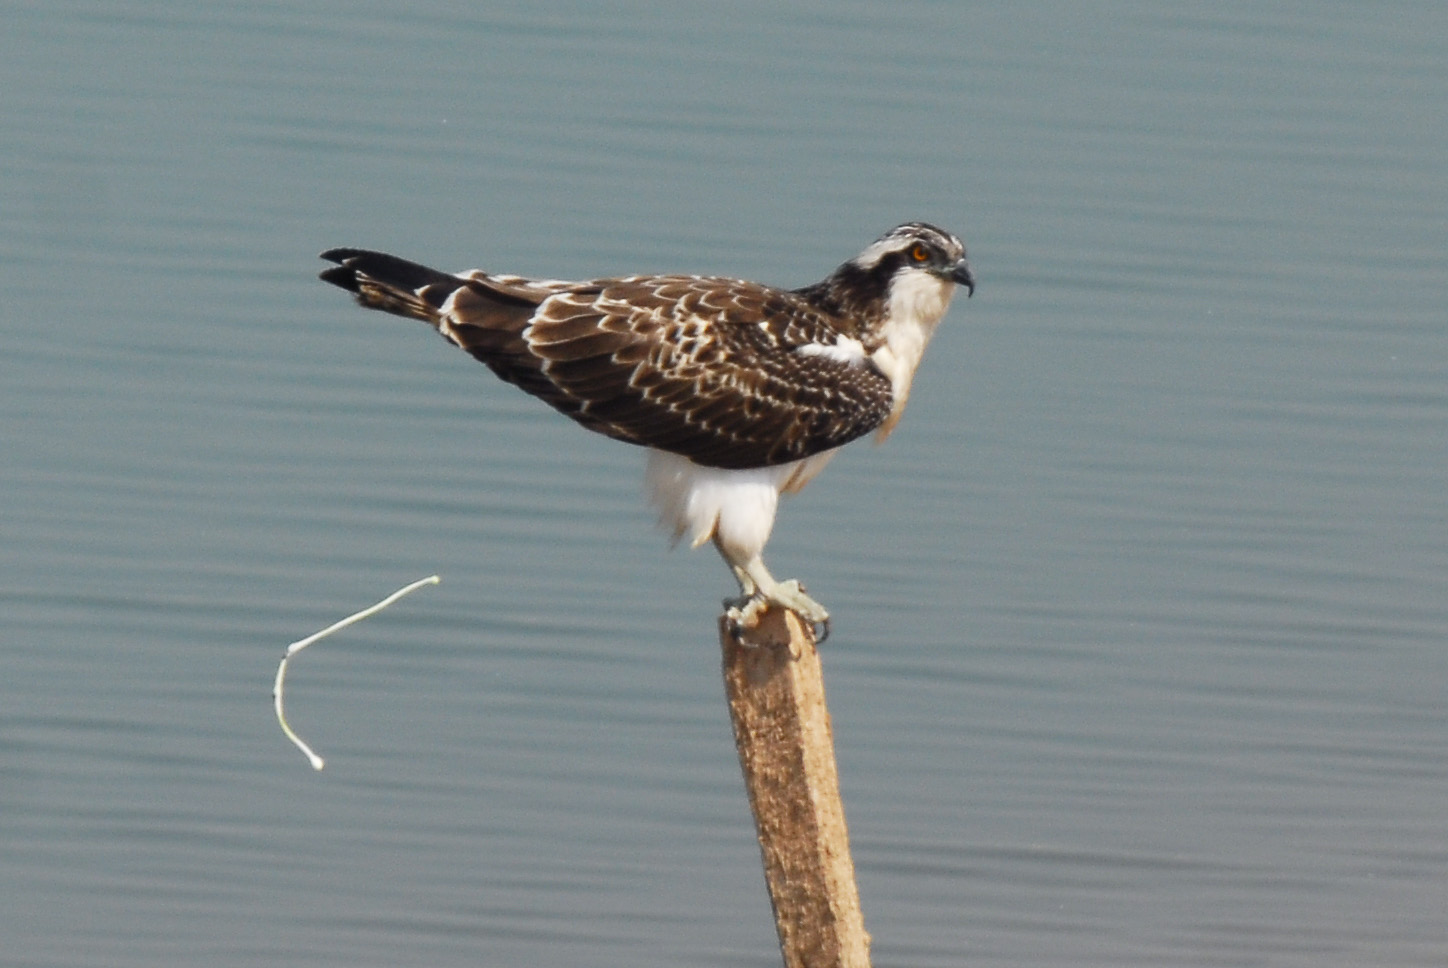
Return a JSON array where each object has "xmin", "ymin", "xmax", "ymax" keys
[
  {"xmin": 318, "ymin": 248, "xmax": 376, "ymax": 291},
  {"xmin": 319, "ymin": 246, "xmax": 372, "ymax": 263},
  {"xmin": 318, "ymin": 263, "xmax": 360, "ymax": 292},
  {"xmin": 316, "ymin": 248, "xmax": 461, "ymax": 301}
]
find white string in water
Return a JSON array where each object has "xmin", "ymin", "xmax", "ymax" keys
[{"xmin": 273, "ymin": 575, "xmax": 441, "ymax": 770}]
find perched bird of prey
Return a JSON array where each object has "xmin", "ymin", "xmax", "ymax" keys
[{"xmin": 319, "ymin": 222, "xmax": 973, "ymax": 639}]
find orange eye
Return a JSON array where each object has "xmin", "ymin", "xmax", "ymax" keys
[{"xmin": 909, "ymin": 243, "xmax": 930, "ymax": 263}]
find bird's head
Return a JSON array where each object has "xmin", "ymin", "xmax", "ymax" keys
[
  {"xmin": 794, "ymin": 222, "xmax": 974, "ymax": 335},
  {"xmin": 845, "ymin": 222, "xmax": 973, "ymax": 338},
  {"xmin": 853, "ymin": 221, "xmax": 974, "ymax": 298}
]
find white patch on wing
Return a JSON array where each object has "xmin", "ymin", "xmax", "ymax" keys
[{"xmin": 795, "ymin": 336, "xmax": 867, "ymax": 366}]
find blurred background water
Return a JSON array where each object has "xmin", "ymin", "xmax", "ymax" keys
[{"xmin": 2, "ymin": 2, "xmax": 1445, "ymax": 966}]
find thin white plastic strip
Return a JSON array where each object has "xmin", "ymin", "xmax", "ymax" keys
[{"xmin": 273, "ymin": 575, "xmax": 441, "ymax": 770}]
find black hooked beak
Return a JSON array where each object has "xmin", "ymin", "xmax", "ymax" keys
[{"xmin": 950, "ymin": 258, "xmax": 975, "ymax": 297}]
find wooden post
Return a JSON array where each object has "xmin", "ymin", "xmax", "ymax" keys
[{"xmin": 720, "ymin": 607, "xmax": 871, "ymax": 968}]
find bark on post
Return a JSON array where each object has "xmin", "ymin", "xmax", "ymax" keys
[{"xmin": 720, "ymin": 607, "xmax": 871, "ymax": 968}]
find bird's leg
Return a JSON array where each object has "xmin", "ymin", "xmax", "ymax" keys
[{"xmin": 716, "ymin": 541, "xmax": 830, "ymax": 644}]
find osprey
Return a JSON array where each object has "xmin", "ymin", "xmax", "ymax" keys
[{"xmin": 319, "ymin": 222, "xmax": 974, "ymax": 639}]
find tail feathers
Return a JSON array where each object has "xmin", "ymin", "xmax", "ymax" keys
[
  {"xmin": 319, "ymin": 247, "xmax": 554, "ymax": 396},
  {"xmin": 319, "ymin": 248, "xmax": 465, "ymax": 324}
]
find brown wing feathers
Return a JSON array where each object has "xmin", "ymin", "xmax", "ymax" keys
[{"xmin": 318, "ymin": 251, "xmax": 893, "ymax": 469}]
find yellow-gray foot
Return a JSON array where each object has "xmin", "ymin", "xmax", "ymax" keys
[{"xmin": 724, "ymin": 580, "xmax": 831, "ymax": 645}]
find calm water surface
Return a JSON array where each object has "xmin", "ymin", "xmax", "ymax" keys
[{"xmin": 3, "ymin": 3, "xmax": 1445, "ymax": 966}]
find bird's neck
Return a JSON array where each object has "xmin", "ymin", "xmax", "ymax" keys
[
  {"xmin": 793, "ymin": 262, "xmax": 890, "ymax": 337},
  {"xmin": 796, "ymin": 263, "xmax": 956, "ymax": 438},
  {"xmin": 870, "ymin": 272, "xmax": 956, "ymax": 439}
]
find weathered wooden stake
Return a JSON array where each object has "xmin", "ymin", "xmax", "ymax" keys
[{"xmin": 720, "ymin": 607, "xmax": 871, "ymax": 968}]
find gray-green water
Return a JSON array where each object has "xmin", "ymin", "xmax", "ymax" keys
[{"xmin": 3, "ymin": 3, "xmax": 1445, "ymax": 965}]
